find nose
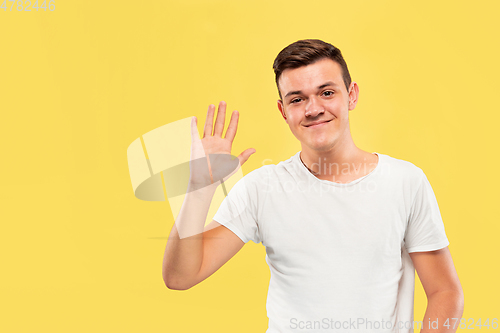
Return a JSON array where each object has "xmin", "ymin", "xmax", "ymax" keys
[{"xmin": 305, "ymin": 96, "xmax": 324, "ymax": 118}]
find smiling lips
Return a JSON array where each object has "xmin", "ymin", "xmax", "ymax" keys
[{"xmin": 304, "ymin": 119, "xmax": 333, "ymax": 128}]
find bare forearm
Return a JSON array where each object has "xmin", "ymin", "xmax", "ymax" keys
[
  {"xmin": 162, "ymin": 185, "xmax": 217, "ymax": 289},
  {"xmin": 420, "ymin": 290, "xmax": 464, "ymax": 332}
]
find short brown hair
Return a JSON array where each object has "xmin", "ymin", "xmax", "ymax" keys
[{"xmin": 273, "ymin": 39, "xmax": 352, "ymax": 100}]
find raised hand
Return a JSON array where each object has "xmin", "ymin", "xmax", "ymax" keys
[{"xmin": 189, "ymin": 101, "xmax": 256, "ymax": 191}]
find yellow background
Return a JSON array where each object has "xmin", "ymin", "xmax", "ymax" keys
[{"xmin": 1, "ymin": 0, "xmax": 498, "ymax": 332}]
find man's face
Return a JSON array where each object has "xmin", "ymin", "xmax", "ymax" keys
[{"xmin": 277, "ymin": 58, "xmax": 358, "ymax": 153}]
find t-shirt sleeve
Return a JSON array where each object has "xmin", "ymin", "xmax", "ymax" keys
[
  {"xmin": 404, "ymin": 171, "xmax": 449, "ymax": 253},
  {"xmin": 212, "ymin": 169, "xmax": 264, "ymax": 244}
]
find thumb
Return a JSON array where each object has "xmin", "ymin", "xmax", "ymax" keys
[{"xmin": 237, "ymin": 148, "xmax": 256, "ymax": 166}]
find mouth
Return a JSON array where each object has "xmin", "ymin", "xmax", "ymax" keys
[{"xmin": 304, "ymin": 119, "xmax": 333, "ymax": 128}]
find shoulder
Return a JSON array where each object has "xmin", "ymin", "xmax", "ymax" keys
[
  {"xmin": 241, "ymin": 164, "xmax": 274, "ymax": 183},
  {"xmin": 245, "ymin": 152, "xmax": 298, "ymax": 179},
  {"xmin": 226, "ymin": 164, "xmax": 273, "ymax": 195},
  {"xmin": 379, "ymin": 153, "xmax": 426, "ymax": 184}
]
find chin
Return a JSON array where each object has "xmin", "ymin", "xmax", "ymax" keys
[{"xmin": 295, "ymin": 132, "xmax": 336, "ymax": 151}]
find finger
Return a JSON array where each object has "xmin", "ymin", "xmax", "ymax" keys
[
  {"xmin": 213, "ymin": 101, "xmax": 226, "ymax": 137},
  {"xmin": 224, "ymin": 110, "xmax": 239, "ymax": 142},
  {"xmin": 237, "ymin": 148, "xmax": 256, "ymax": 167},
  {"xmin": 203, "ymin": 104, "xmax": 215, "ymax": 138},
  {"xmin": 190, "ymin": 116, "xmax": 205, "ymax": 159}
]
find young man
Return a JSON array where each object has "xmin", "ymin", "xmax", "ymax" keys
[{"xmin": 163, "ymin": 39, "xmax": 464, "ymax": 332}]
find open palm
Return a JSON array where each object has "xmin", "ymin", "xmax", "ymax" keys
[{"xmin": 189, "ymin": 101, "xmax": 255, "ymax": 191}]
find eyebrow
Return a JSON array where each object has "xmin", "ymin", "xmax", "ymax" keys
[{"xmin": 284, "ymin": 81, "xmax": 339, "ymax": 99}]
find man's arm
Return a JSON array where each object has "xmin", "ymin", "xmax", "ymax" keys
[
  {"xmin": 162, "ymin": 101, "xmax": 255, "ymax": 290},
  {"xmin": 163, "ymin": 218, "xmax": 244, "ymax": 290},
  {"xmin": 409, "ymin": 247, "xmax": 464, "ymax": 332}
]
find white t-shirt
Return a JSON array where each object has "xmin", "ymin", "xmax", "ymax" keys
[{"xmin": 213, "ymin": 152, "xmax": 449, "ymax": 333}]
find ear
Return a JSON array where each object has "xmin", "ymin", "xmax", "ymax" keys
[
  {"xmin": 348, "ymin": 82, "xmax": 359, "ymax": 111},
  {"xmin": 277, "ymin": 100, "xmax": 287, "ymax": 120}
]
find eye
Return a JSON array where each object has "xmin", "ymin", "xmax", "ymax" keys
[
  {"xmin": 290, "ymin": 98, "xmax": 302, "ymax": 104},
  {"xmin": 323, "ymin": 91, "xmax": 334, "ymax": 97}
]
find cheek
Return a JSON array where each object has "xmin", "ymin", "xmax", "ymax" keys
[
  {"xmin": 287, "ymin": 114, "xmax": 302, "ymax": 127},
  {"xmin": 329, "ymin": 101, "xmax": 347, "ymax": 117}
]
